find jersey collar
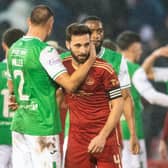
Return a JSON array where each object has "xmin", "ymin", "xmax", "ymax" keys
[{"xmin": 23, "ymin": 36, "xmax": 42, "ymax": 41}]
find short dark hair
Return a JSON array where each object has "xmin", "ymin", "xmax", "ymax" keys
[
  {"xmin": 2, "ymin": 28, "xmax": 25, "ymax": 47},
  {"xmin": 116, "ymin": 31, "xmax": 141, "ymax": 50},
  {"xmin": 30, "ymin": 5, "xmax": 54, "ymax": 25},
  {"xmin": 80, "ymin": 16, "xmax": 102, "ymax": 24},
  {"xmin": 66, "ymin": 23, "xmax": 91, "ymax": 41},
  {"xmin": 102, "ymin": 38, "xmax": 117, "ymax": 51}
]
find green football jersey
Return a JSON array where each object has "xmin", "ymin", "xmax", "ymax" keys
[
  {"xmin": 0, "ymin": 60, "xmax": 13, "ymax": 144},
  {"xmin": 120, "ymin": 61, "xmax": 144, "ymax": 139},
  {"xmin": 7, "ymin": 37, "xmax": 66, "ymax": 136}
]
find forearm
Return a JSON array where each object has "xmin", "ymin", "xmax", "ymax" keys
[
  {"xmin": 55, "ymin": 57, "xmax": 95, "ymax": 93},
  {"xmin": 153, "ymin": 68, "xmax": 168, "ymax": 82},
  {"xmin": 68, "ymin": 57, "xmax": 95, "ymax": 91},
  {"xmin": 142, "ymin": 53, "xmax": 158, "ymax": 80},
  {"xmin": 8, "ymin": 79, "xmax": 14, "ymax": 95},
  {"xmin": 99, "ymin": 97, "xmax": 123, "ymax": 139},
  {"xmin": 123, "ymin": 93, "xmax": 136, "ymax": 136},
  {"xmin": 133, "ymin": 68, "xmax": 168, "ymax": 107}
]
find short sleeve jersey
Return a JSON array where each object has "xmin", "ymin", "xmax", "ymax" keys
[
  {"xmin": 0, "ymin": 60, "xmax": 13, "ymax": 144},
  {"xmin": 120, "ymin": 61, "xmax": 144, "ymax": 139},
  {"xmin": 7, "ymin": 36, "xmax": 66, "ymax": 135},
  {"xmin": 63, "ymin": 57, "xmax": 122, "ymax": 145}
]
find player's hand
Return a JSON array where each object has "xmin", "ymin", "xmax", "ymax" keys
[
  {"xmin": 153, "ymin": 46, "xmax": 168, "ymax": 58},
  {"xmin": 159, "ymin": 140, "xmax": 168, "ymax": 160},
  {"xmin": 130, "ymin": 135, "xmax": 140, "ymax": 154},
  {"xmin": 88, "ymin": 42, "xmax": 96, "ymax": 63},
  {"xmin": 8, "ymin": 95, "xmax": 18, "ymax": 111},
  {"xmin": 88, "ymin": 134, "xmax": 106, "ymax": 154}
]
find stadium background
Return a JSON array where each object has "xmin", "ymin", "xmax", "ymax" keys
[{"xmin": 0, "ymin": 0, "xmax": 168, "ymax": 167}]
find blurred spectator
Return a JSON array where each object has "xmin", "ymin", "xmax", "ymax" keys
[
  {"xmin": 47, "ymin": 40, "xmax": 66, "ymax": 54},
  {"xmin": 0, "ymin": 0, "xmax": 32, "ymax": 30},
  {"xmin": 102, "ymin": 38, "xmax": 118, "ymax": 51},
  {"xmin": 128, "ymin": 0, "xmax": 166, "ymax": 31},
  {"xmin": 33, "ymin": 0, "xmax": 73, "ymax": 46}
]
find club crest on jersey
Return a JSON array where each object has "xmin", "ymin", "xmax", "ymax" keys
[
  {"xmin": 85, "ymin": 76, "xmax": 95, "ymax": 85},
  {"xmin": 111, "ymin": 79, "xmax": 119, "ymax": 87}
]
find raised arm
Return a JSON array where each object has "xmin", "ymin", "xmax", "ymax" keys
[
  {"xmin": 132, "ymin": 68, "xmax": 168, "ymax": 107},
  {"xmin": 142, "ymin": 46, "xmax": 168, "ymax": 80},
  {"xmin": 40, "ymin": 44, "xmax": 96, "ymax": 93}
]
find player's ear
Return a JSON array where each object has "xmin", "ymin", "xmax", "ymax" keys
[
  {"xmin": 27, "ymin": 17, "xmax": 31, "ymax": 27},
  {"xmin": 65, "ymin": 41, "xmax": 70, "ymax": 50},
  {"xmin": 1, "ymin": 42, "xmax": 8, "ymax": 52}
]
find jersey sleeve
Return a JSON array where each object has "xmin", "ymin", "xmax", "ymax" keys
[
  {"xmin": 118, "ymin": 56, "xmax": 131, "ymax": 89},
  {"xmin": 153, "ymin": 67, "xmax": 168, "ymax": 82},
  {"xmin": 132, "ymin": 67, "xmax": 168, "ymax": 107},
  {"xmin": 102, "ymin": 66, "xmax": 122, "ymax": 100},
  {"xmin": 39, "ymin": 46, "xmax": 67, "ymax": 80}
]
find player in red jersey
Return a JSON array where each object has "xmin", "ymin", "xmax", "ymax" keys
[{"xmin": 61, "ymin": 23, "xmax": 123, "ymax": 168}]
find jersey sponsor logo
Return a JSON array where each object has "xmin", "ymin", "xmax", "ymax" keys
[
  {"xmin": 20, "ymin": 103, "xmax": 38, "ymax": 110},
  {"xmin": 0, "ymin": 121, "xmax": 11, "ymax": 126},
  {"xmin": 11, "ymin": 49, "xmax": 27, "ymax": 55},
  {"xmin": 49, "ymin": 58, "xmax": 59, "ymax": 66},
  {"xmin": 12, "ymin": 58, "xmax": 23, "ymax": 67},
  {"xmin": 85, "ymin": 76, "xmax": 95, "ymax": 85}
]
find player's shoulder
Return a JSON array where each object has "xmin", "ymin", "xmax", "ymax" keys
[
  {"xmin": 60, "ymin": 51, "xmax": 71, "ymax": 59},
  {"xmin": 104, "ymin": 47, "xmax": 122, "ymax": 57},
  {"xmin": 62, "ymin": 56, "xmax": 72, "ymax": 65},
  {"xmin": 93, "ymin": 57, "xmax": 115, "ymax": 74},
  {"xmin": 127, "ymin": 60, "xmax": 140, "ymax": 69}
]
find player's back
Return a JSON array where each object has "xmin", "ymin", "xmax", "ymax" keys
[{"xmin": 7, "ymin": 37, "xmax": 61, "ymax": 136}]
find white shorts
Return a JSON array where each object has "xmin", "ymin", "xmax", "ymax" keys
[
  {"xmin": 0, "ymin": 145, "xmax": 12, "ymax": 168},
  {"xmin": 12, "ymin": 131, "xmax": 61, "ymax": 168},
  {"xmin": 122, "ymin": 139, "xmax": 148, "ymax": 168}
]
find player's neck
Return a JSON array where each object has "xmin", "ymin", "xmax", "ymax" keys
[
  {"xmin": 121, "ymin": 51, "xmax": 135, "ymax": 63},
  {"xmin": 26, "ymin": 27, "xmax": 47, "ymax": 41}
]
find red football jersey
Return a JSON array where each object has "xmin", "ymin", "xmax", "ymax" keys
[{"xmin": 63, "ymin": 57, "xmax": 122, "ymax": 145}]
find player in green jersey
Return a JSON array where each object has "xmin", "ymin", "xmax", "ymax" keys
[
  {"xmin": 117, "ymin": 31, "xmax": 147, "ymax": 168},
  {"xmin": 7, "ymin": 5, "xmax": 96, "ymax": 168},
  {"xmin": 135, "ymin": 45, "xmax": 168, "ymax": 160},
  {"xmin": 0, "ymin": 28, "xmax": 24, "ymax": 168}
]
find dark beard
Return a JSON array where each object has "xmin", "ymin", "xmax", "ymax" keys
[
  {"xmin": 95, "ymin": 41, "xmax": 103, "ymax": 54},
  {"xmin": 71, "ymin": 51, "xmax": 89, "ymax": 64},
  {"xmin": 95, "ymin": 45, "xmax": 101, "ymax": 54}
]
